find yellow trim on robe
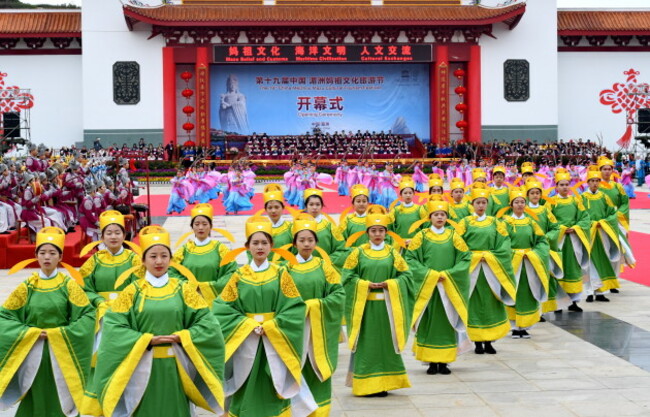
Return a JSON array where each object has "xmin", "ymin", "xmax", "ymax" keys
[
  {"xmin": 590, "ymin": 220, "xmax": 621, "ymax": 250},
  {"xmin": 0, "ymin": 327, "xmax": 41, "ymax": 396},
  {"xmin": 511, "ymin": 249, "xmax": 549, "ymax": 296},
  {"xmin": 441, "ymin": 271, "xmax": 469, "ymax": 325},
  {"xmin": 386, "ymin": 279, "xmax": 407, "ymax": 352},
  {"xmin": 347, "ymin": 279, "xmax": 370, "ymax": 351},
  {"xmin": 46, "ymin": 327, "xmax": 87, "ymax": 409},
  {"xmin": 352, "ymin": 372, "xmax": 411, "ymax": 397},
  {"xmin": 411, "ymin": 269, "xmax": 439, "ymax": 328},
  {"xmin": 413, "ymin": 343, "xmax": 457, "ymax": 364},
  {"xmin": 262, "ymin": 319, "xmax": 303, "ymax": 386},
  {"xmin": 469, "ymin": 251, "xmax": 517, "ymax": 301},
  {"xmin": 245, "ymin": 312, "xmax": 276, "ymax": 323},
  {"xmin": 305, "ymin": 299, "xmax": 334, "ymax": 381},
  {"xmin": 174, "ymin": 329, "xmax": 225, "ymax": 413},
  {"xmin": 467, "ymin": 319, "xmax": 510, "ymax": 342},
  {"xmin": 101, "ymin": 333, "xmax": 154, "ymax": 417},
  {"xmin": 223, "ymin": 318, "xmax": 259, "ymax": 362}
]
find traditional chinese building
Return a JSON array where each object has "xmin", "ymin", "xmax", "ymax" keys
[{"xmin": 0, "ymin": 0, "xmax": 649, "ymax": 149}]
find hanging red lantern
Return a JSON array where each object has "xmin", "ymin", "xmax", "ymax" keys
[
  {"xmin": 182, "ymin": 122, "xmax": 195, "ymax": 131},
  {"xmin": 182, "ymin": 105, "xmax": 195, "ymax": 115},
  {"xmin": 454, "ymin": 86, "xmax": 467, "ymax": 96},
  {"xmin": 180, "ymin": 71, "xmax": 193, "ymax": 81},
  {"xmin": 181, "ymin": 88, "xmax": 194, "ymax": 98},
  {"xmin": 456, "ymin": 120, "xmax": 468, "ymax": 130},
  {"xmin": 455, "ymin": 103, "xmax": 468, "ymax": 113},
  {"xmin": 453, "ymin": 68, "xmax": 466, "ymax": 79}
]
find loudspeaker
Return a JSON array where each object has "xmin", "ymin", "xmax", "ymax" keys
[
  {"xmin": 2, "ymin": 112, "xmax": 19, "ymax": 138},
  {"xmin": 639, "ymin": 108, "xmax": 650, "ymax": 134}
]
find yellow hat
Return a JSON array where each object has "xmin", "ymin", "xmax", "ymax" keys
[
  {"xmin": 449, "ymin": 179, "xmax": 465, "ymax": 191},
  {"xmin": 520, "ymin": 165, "xmax": 534, "ymax": 175},
  {"xmin": 525, "ymin": 180, "xmax": 543, "ymax": 193},
  {"xmin": 586, "ymin": 170, "xmax": 602, "ymax": 181},
  {"xmin": 99, "ymin": 210, "xmax": 125, "ymax": 231},
  {"xmin": 245, "ymin": 216, "xmax": 273, "ymax": 238},
  {"xmin": 303, "ymin": 188, "xmax": 323, "ymax": 200},
  {"xmin": 509, "ymin": 189, "xmax": 527, "ymax": 204},
  {"xmin": 191, "ymin": 203, "xmax": 213, "ymax": 221},
  {"xmin": 555, "ymin": 172, "xmax": 571, "ymax": 183},
  {"xmin": 426, "ymin": 199, "xmax": 449, "ymax": 215},
  {"xmin": 492, "ymin": 166, "xmax": 506, "ymax": 175},
  {"xmin": 264, "ymin": 183, "xmax": 283, "ymax": 193},
  {"xmin": 364, "ymin": 205, "xmax": 388, "ymax": 229},
  {"xmin": 263, "ymin": 191, "xmax": 284, "ymax": 204},
  {"xmin": 398, "ymin": 177, "xmax": 416, "ymax": 192},
  {"xmin": 597, "ymin": 157, "xmax": 614, "ymax": 169},
  {"xmin": 428, "ymin": 193, "xmax": 445, "ymax": 202},
  {"xmin": 291, "ymin": 213, "xmax": 317, "ymax": 236},
  {"xmin": 429, "ymin": 173, "xmax": 442, "ymax": 180},
  {"xmin": 428, "ymin": 178, "xmax": 444, "ymax": 189},
  {"xmin": 470, "ymin": 183, "xmax": 491, "ymax": 201},
  {"xmin": 472, "ymin": 169, "xmax": 487, "ymax": 181},
  {"xmin": 350, "ymin": 184, "xmax": 370, "ymax": 200},
  {"xmin": 36, "ymin": 226, "xmax": 65, "ymax": 252},
  {"xmin": 139, "ymin": 225, "xmax": 171, "ymax": 253}
]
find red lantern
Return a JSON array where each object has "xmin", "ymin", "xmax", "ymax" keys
[
  {"xmin": 182, "ymin": 105, "xmax": 195, "ymax": 115},
  {"xmin": 181, "ymin": 88, "xmax": 194, "ymax": 98},
  {"xmin": 454, "ymin": 86, "xmax": 467, "ymax": 96},
  {"xmin": 182, "ymin": 122, "xmax": 195, "ymax": 131},
  {"xmin": 455, "ymin": 103, "xmax": 468, "ymax": 113},
  {"xmin": 180, "ymin": 71, "xmax": 193, "ymax": 81},
  {"xmin": 453, "ymin": 68, "xmax": 466, "ymax": 79},
  {"xmin": 456, "ymin": 120, "xmax": 468, "ymax": 130}
]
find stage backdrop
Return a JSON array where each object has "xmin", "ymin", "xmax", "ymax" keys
[{"xmin": 210, "ymin": 63, "xmax": 430, "ymax": 140}]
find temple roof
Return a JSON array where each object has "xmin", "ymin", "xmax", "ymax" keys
[
  {"xmin": 122, "ymin": 3, "xmax": 526, "ymax": 27},
  {"xmin": 558, "ymin": 10, "xmax": 650, "ymax": 35},
  {"xmin": 0, "ymin": 11, "xmax": 80, "ymax": 37}
]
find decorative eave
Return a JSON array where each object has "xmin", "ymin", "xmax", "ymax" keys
[
  {"xmin": 123, "ymin": 3, "xmax": 524, "ymax": 45},
  {"xmin": 558, "ymin": 10, "xmax": 650, "ymax": 50},
  {"xmin": 0, "ymin": 11, "xmax": 81, "ymax": 53}
]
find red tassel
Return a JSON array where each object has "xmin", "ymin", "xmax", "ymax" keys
[{"xmin": 616, "ymin": 125, "xmax": 633, "ymax": 148}]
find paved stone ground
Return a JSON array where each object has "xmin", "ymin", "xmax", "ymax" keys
[{"xmin": 2, "ymin": 184, "xmax": 650, "ymax": 417}]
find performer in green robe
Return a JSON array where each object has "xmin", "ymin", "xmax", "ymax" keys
[
  {"xmin": 78, "ymin": 210, "xmax": 144, "ymax": 415},
  {"xmin": 388, "ymin": 177, "xmax": 423, "ymax": 240},
  {"xmin": 489, "ymin": 166, "xmax": 510, "ymax": 216},
  {"xmin": 0, "ymin": 227, "xmax": 95, "ymax": 417},
  {"xmin": 172, "ymin": 203, "xmax": 238, "ymax": 302},
  {"xmin": 581, "ymin": 170, "xmax": 623, "ymax": 302},
  {"xmin": 262, "ymin": 184, "xmax": 295, "ymax": 254},
  {"xmin": 449, "ymin": 179, "xmax": 471, "ymax": 222},
  {"xmin": 303, "ymin": 189, "xmax": 346, "ymax": 268},
  {"xmin": 91, "ymin": 225, "xmax": 226, "ymax": 417},
  {"xmin": 342, "ymin": 210, "xmax": 413, "ymax": 397},
  {"xmin": 502, "ymin": 189, "xmax": 550, "ymax": 338},
  {"xmin": 286, "ymin": 216, "xmax": 345, "ymax": 416},
  {"xmin": 597, "ymin": 157, "xmax": 636, "ymax": 291},
  {"xmin": 404, "ymin": 199, "xmax": 471, "ymax": 375},
  {"xmin": 456, "ymin": 184, "xmax": 516, "ymax": 355},
  {"xmin": 339, "ymin": 184, "xmax": 371, "ymax": 248},
  {"xmin": 547, "ymin": 171, "xmax": 591, "ymax": 311},
  {"xmin": 524, "ymin": 180, "xmax": 566, "ymax": 314},
  {"xmin": 214, "ymin": 216, "xmax": 309, "ymax": 417}
]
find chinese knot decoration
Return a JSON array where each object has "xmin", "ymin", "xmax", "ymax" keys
[
  {"xmin": 599, "ymin": 69, "xmax": 650, "ymax": 148},
  {"xmin": 0, "ymin": 72, "xmax": 34, "ymax": 114},
  {"xmin": 453, "ymin": 68, "xmax": 468, "ymax": 135},
  {"xmin": 179, "ymin": 71, "xmax": 195, "ymax": 136}
]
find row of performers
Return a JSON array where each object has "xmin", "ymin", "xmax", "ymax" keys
[
  {"xmin": 167, "ymin": 164, "xmax": 258, "ymax": 215},
  {"xmin": 0, "ymin": 156, "xmax": 636, "ymax": 417},
  {"xmin": 335, "ymin": 159, "xmax": 638, "ymax": 199},
  {"xmin": 0, "ymin": 157, "xmax": 135, "ymax": 240}
]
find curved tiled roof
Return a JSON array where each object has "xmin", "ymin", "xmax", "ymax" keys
[
  {"xmin": 558, "ymin": 10, "xmax": 650, "ymax": 35},
  {"xmin": 0, "ymin": 11, "xmax": 80, "ymax": 37},
  {"xmin": 123, "ymin": 3, "xmax": 526, "ymax": 26}
]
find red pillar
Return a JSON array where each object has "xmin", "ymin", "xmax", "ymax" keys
[
  {"xmin": 162, "ymin": 46, "xmax": 176, "ymax": 146},
  {"xmin": 467, "ymin": 44, "xmax": 482, "ymax": 143},
  {"xmin": 432, "ymin": 44, "xmax": 449, "ymax": 145},
  {"xmin": 195, "ymin": 46, "xmax": 211, "ymax": 148}
]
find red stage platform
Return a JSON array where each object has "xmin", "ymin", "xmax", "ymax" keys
[{"xmin": 0, "ymin": 226, "xmax": 91, "ymax": 269}]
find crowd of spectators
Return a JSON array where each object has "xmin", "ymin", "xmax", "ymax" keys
[
  {"xmin": 426, "ymin": 139, "xmax": 612, "ymax": 162},
  {"xmin": 244, "ymin": 131, "xmax": 410, "ymax": 159}
]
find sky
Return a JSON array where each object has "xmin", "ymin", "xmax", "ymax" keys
[{"xmin": 17, "ymin": 0, "xmax": 650, "ymax": 7}]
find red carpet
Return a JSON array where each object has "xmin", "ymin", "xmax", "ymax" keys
[
  {"xmin": 630, "ymin": 192, "xmax": 650, "ymax": 210},
  {"xmin": 0, "ymin": 226, "xmax": 90, "ymax": 269},
  {"xmin": 621, "ymin": 231, "xmax": 650, "ymax": 287}
]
